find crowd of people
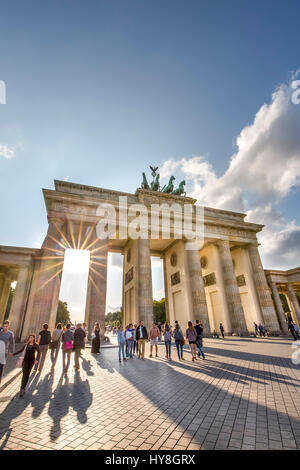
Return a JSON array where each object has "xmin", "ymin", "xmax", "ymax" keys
[
  {"xmin": 116, "ymin": 319, "xmax": 206, "ymax": 362},
  {"xmin": 0, "ymin": 319, "xmax": 101, "ymax": 397},
  {"xmin": 1, "ymin": 313, "xmax": 300, "ymax": 399}
]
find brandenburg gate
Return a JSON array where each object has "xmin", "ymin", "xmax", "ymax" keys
[{"xmin": 0, "ymin": 173, "xmax": 299, "ymax": 341}]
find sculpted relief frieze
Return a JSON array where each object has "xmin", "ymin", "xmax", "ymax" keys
[
  {"xmin": 53, "ymin": 202, "xmax": 96, "ymax": 216},
  {"xmin": 204, "ymin": 223, "xmax": 257, "ymax": 240}
]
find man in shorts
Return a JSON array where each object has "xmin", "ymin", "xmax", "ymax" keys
[{"xmin": 149, "ymin": 322, "xmax": 160, "ymax": 358}]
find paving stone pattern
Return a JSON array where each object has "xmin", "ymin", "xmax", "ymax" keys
[{"xmin": 0, "ymin": 336, "xmax": 299, "ymax": 450}]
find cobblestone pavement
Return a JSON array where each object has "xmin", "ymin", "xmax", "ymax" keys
[{"xmin": 0, "ymin": 336, "xmax": 299, "ymax": 450}]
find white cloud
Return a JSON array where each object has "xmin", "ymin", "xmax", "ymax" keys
[
  {"xmin": 160, "ymin": 74, "xmax": 300, "ymax": 269},
  {"xmin": 108, "ymin": 252, "xmax": 123, "ymax": 270},
  {"xmin": 0, "ymin": 144, "xmax": 15, "ymax": 159},
  {"xmin": 160, "ymin": 158, "xmax": 181, "ymax": 180}
]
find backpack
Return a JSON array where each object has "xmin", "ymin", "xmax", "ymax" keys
[
  {"xmin": 174, "ymin": 329, "xmax": 182, "ymax": 341},
  {"xmin": 164, "ymin": 330, "xmax": 171, "ymax": 342}
]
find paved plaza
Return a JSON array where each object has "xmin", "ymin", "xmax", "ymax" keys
[{"xmin": 0, "ymin": 336, "xmax": 300, "ymax": 450}]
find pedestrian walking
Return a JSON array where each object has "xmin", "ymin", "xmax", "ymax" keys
[
  {"xmin": 186, "ymin": 321, "xmax": 198, "ymax": 361},
  {"xmin": 73, "ymin": 323, "xmax": 86, "ymax": 371},
  {"xmin": 50, "ymin": 323, "xmax": 63, "ymax": 366},
  {"xmin": 194, "ymin": 320, "xmax": 205, "ymax": 359},
  {"xmin": 157, "ymin": 322, "xmax": 162, "ymax": 340},
  {"xmin": 62, "ymin": 323, "xmax": 73, "ymax": 375},
  {"xmin": 34, "ymin": 323, "xmax": 51, "ymax": 373},
  {"xmin": 293, "ymin": 323, "xmax": 300, "ymax": 339},
  {"xmin": 132, "ymin": 324, "xmax": 138, "ymax": 355},
  {"xmin": 288, "ymin": 322, "xmax": 298, "ymax": 340},
  {"xmin": 174, "ymin": 320, "xmax": 183, "ymax": 334},
  {"xmin": 136, "ymin": 321, "xmax": 148, "ymax": 359},
  {"xmin": 174, "ymin": 323, "xmax": 184, "ymax": 360},
  {"xmin": 14, "ymin": 334, "xmax": 40, "ymax": 397},
  {"xmin": 149, "ymin": 322, "xmax": 160, "ymax": 358},
  {"xmin": 0, "ymin": 320, "xmax": 15, "ymax": 384},
  {"xmin": 254, "ymin": 322, "xmax": 259, "ymax": 336},
  {"xmin": 125, "ymin": 324, "xmax": 129, "ymax": 357},
  {"xmin": 117, "ymin": 325, "xmax": 127, "ymax": 362},
  {"xmin": 163, "ymin": 322, "xmax": 172, "ymax": 360},
  {"xmin": 126, "ymin": 324, "xmax": 134, "ymax": 358},
  {"xmin": 82, "ymin": 322, "xmax": 88, "ymax": 349},
  {"xmin": 258, "ymin": 323, "xmax": 264, "ymax": 337},
  {"xmin": 219, "ymin": 323, "xmax": 225, "ymax": 339},
  {"xmin": 91, "ymin": 322, "xmax": 101, "ymax": 354}
]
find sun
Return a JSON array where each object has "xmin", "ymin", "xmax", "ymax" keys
[{"xmin": 63, "ymin": 249, "xmax": 90, "ymax": 274}]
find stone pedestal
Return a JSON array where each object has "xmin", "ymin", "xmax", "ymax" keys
[
  {"xmin": 287, "ymin": 282, "xmax": 300, "ymax": 325},
  {"xmin": 185, "ymin": 245, "xmax": 210, "ymax": 332},
  {"xmin": 217, "ymin": 240, "xmax": 248, "ymax": 335},
  {"xmin": 85, "ymin": 228, "xmax": 108, "ymax": 337},
  {"xmin": 248, "ymin": 244, "xmax": 280, "ymax": 333},
  {"xmin": 269, "ymin": 282, "xmax": 289, "ymax": 333}
]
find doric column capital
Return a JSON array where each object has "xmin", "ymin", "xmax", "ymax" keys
[
  {"xmin": 216, "ymin": 239, "xmax": 230, "ymax": 248},
  {"xmin": 47, "ymin": 216, "xmax": 65, "ymax": 228}
]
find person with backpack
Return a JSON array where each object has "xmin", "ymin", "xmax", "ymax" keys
[
  {"xmin": 117, "ymin": 325, "xmax": 127, "ymax": 362},
  {"xmin": 186, "ymin": 321, "xmax": 198, "ymax": 361},
  {"xmin": 34, "ymin": 323, "xmax": 51, "ymax": 373},
  {"xmin": 174, "ymin": 323, "xmax": 184, "ymax": 360},
  {"xmin": 73, "ymin": 323, "xmax": 86, "ymax": 371},
  {"xmin": 219, "ymin": 323, "xmax": 225, "ymax": 339},
  {"xmin": 62, "ymin": 323, "xmax": 74, "ymax": 376},
  {"xmin": 126, "ymin": 323, "xmax": 135, "ymax": 359},
  {"xmin": 163, "ymin": 322, "xmax": 173, "ymax": 360},
  {"xmin": 50, "ymin": 323, "xmax": 63, "ymax": 367},
  {"xmin": 194, "ymin": 320, "xmax": 205, "ymax": 360},
  {"xmin": 0, "ymin": 320, "xmax": 15, "ymax": 384}
]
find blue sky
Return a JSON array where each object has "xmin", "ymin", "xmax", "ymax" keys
[{"xmin": 1, "ymin": 0, "xmax": 300, "ymax": 320}]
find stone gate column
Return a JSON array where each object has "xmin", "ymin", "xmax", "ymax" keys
[
  {"xmin": 84, "ymin": 227, "xmax": 108, "ymax": 337},
  {"xmin": 248, "ymin": 244, "xmax": 280, "ymax": 333},
  {"xmin": 8, "ymin": 265, "xmax": 32, "ymax": 339},
  {"xmin": 27, "ymin": 218, "xmax": 65, "ymax": 335},
  {"xmin": 217, "ymin": 240, "xmax": 248, "ymax": 335},
  {"xmin": 137, "ymin": 238, "xmax": 153, "ymax": 334},
  {"xmin": 287, "ymin": 282, "xmax": 300, "ymax": 325},
  {"xmin": 269, "ymin": 281, "xmax": 289, "ymax": 333},
  {"xmin": 0, "ymin": 273, "xmax": 12, "ymax": 324},
  {"xmin": 185, "ymin": 243, "xmax": 210, "ymax": 332},
  {"xmin": 163, "ymin": 256, "xmax": 170, "ymax": 323}
]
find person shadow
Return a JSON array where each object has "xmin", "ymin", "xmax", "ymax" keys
[
  {"xmin": 47, "ymin": 370, "xmax": 93, "ymax": 441},
  {"xmin": 81, "ymin": 357, "xmax": 94, "ymax": 376},
  {"xmin": 70, "ymin": 371, "xmax": 93, "ymax": 425},
  {"xmin": 31, "ymin": 371, "xmax": 55, "ymax": 419},
  {"xmin": 0, "ymin": 372, "xmax": 40, "ymax": 447},
  {"xmin": 48, "ymin": 373, "xmax": 72, "ymax": 441}
]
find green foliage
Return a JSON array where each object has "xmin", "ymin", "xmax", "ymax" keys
[
  {"xmin": 5, "ymin": 287, "xmax": 15, "ymax": 320},
  {"xmin": 105, "ymin": 311, "xmax": 122, "ymax": 326},
  {"xmin": 153, "ymin": 298, "xmax": 166, "ymax": 325},
  {"xmin": 56, "ymin": 300, "xmax": 71, "ymax": 326}
]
